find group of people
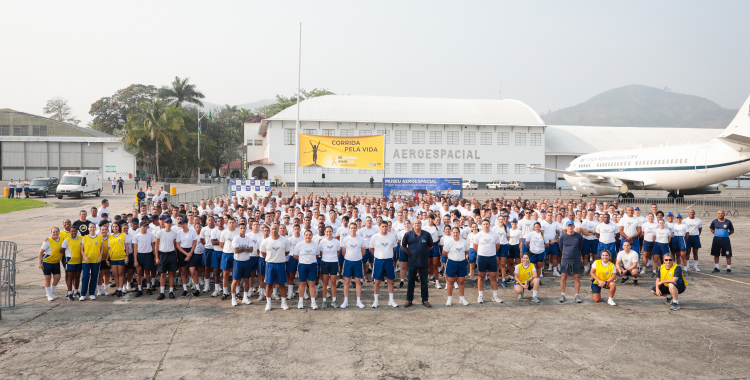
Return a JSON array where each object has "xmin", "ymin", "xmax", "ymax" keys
[
  {"xmin": 37, "ymin": 191, "xmax": 735, "ymax": 312},
  {"xmin": 6, "ymin": 178, "xmax": 31, "ymax": 198}
]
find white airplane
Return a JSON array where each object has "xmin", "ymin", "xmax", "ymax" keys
[{"xmin": 533, "ymin": 95, "xmax": 750, "ymax": 199}]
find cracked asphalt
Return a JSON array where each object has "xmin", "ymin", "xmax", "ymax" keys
[{"xmin": 0, "ymin": 189, "xmax": 748, "ymax": 379}]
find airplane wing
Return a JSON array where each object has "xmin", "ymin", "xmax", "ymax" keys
[
  {"xmin": 718, "ymin": 134, "xmax": 750, "ymax": 152},
  {"xmin": 528, "ymin": 166, "xmax": 657, "ymax": 187}
]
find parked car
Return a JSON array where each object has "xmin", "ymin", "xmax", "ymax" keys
[
  {"xmin": 486, "ymin": 180, "xmax": 508, "ymax": 190},
  {"xmin": 507, "ymin": 181, "xmax": 526, "ymax": 190},
  {"xmin": 462, "ymin": 179, "xmax": 478, "ymax": 190},
  {"xmin": 29, "ymin": 177, "xmax": 59, "ymax": 198}
]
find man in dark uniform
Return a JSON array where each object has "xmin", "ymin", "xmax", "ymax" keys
[
  {"xmin": 710, "ymin": 210, "xmax": 734, "ymax": 275},
  {"xmin": 401, "ymin": 220, "xmax": 433, "ymax": 307}
]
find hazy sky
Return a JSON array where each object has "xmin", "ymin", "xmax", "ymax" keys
[{"xmin": 2, "ymin": 1, "xmax": 749, "ymax": 126}]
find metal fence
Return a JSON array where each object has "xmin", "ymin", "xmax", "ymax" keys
[
  {"xmin": 169, "ymin": 183, "xmax": 231, "ymax": 205},
  {"xmin": 0, "ymin": 241, "xmax": 17, "ymax": 316}
]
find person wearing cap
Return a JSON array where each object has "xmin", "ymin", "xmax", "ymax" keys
[
  {"xmin": 709, "ymin": 210, "xmax": 734, "ymax": 274},
  {"xmin": 671, "ymin": 214, "xmax": 689, "ymax": 272},
  {"xmin": 38, "ymin": 227, "xmax": 63, "ymax": 301},
  {"xmin": 651, "ymin": 252, "xmax": 687, "ymax": 311},
  {"xmin": 590, "ymin": 249, "xmax": 617, "ymax": 306},
  {"xmin": 558, "ymin": 220, "xmax": 583, "ymax": 303},
  {"xmin": 684, "ymin": 209, "xmax": 703, "ymax": 272},
  {"xmin": 79, "ymin": 222, "xmax": 103, "ymax": 300},
  {"xmin": 153, "ymin": 217, "xmax": 175, "ymax": 299},
  {"xmin": 176, "ymin": 218, "xmax": 201, "ymax": 298}
]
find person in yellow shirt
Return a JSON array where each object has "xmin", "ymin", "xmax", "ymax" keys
[
  {"xmin": 108, "ymin": 221, "xmax": 128, "ymax": 297},
  {"xmin": 80, "ymin": 223, "xmax": 104, "ymax": 301},
  {"xmin": 513, "ymin": 253, "xmax": 540, "ymax": 303},
  {"xmin": 97, "ymin": 222, "xmax": 112, "ymax": 297},
  {"xmin": 62, "ymin": 228, "xmax": 83, "ymax": 300},
  {"xmin": 38, "ymin": 227, "xmax": 63, "ymax": 301},
  {"xmin": 651, "ymin": 252, "xmax": 687, "ymax": 311},
  {"xmin": 590, "ymin": 250, "xmax": 617, "ymax": 306}
]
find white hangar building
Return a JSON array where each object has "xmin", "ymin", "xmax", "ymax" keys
[
  {"xmin": 244, "ymin": 95, "xmax": 726, "ymax": 188},
  {"xmin": 246, "ymin": 95, "xmax": 548, "ymax": 186}
]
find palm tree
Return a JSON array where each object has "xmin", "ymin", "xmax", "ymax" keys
[
  {"xmin": 160, "ymin": 76, "xmax": 205, "ymax": 108},
  {"xmin": 125, "ymin": 98, "xmax": 186, "ymax": 179}
]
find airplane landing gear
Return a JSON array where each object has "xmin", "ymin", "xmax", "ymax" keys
[{"xmin": 667, "ymin": 191, "xmax": 684, "ymax": 201}]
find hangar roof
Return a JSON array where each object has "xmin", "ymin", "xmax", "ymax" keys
[
  {"xmin": 545, "ymin": 125, "xmax": 722, "ymax": 155},
  {"xmin": 261, "ymin": 95, "xmax": 545, "ymax": 133}
]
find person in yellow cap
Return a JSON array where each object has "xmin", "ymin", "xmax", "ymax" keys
[
  {"xmin": 38, "ymin": 227, "xmax": 63, "ymax": 301},
  {"xmin": 590, "ymin": 249, "xmax": 617, "ymax": 306},
  {"xmin": 651, "ymin": 252, "xmax": 687, "ymax": 311}
]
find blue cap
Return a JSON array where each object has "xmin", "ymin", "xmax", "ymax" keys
[
  {"xmin": 565, "ymin": 221, "xmax": 575, "ymax": 226},
  {"xmin": 541, "ymin": 209, "xmax": 546, "ymax": 212},
  {"xmin": 667, "ymin": 212, "xmax": 673, "ymax": 216},
  {"xmin": 164, "ymin": 218, "xmax": 173, "ymax": 223},
  {"xmin": 409, "ymin": 207, "xmax": 414, "ymax": 211},
  {"xmin": 511, "ymin": 218, "xmax": 518, "ymax": 222},
  {"xmin": 150, "ymin": 215, "xmax": 159, "ymax": 220},
  {"xmin": 159, "ymin": 214, "xmax": 168, "ymax": 219},
  {"xmin": 503, "ymin": 213, "xmax": 509, "ymax": 216},
  {"xmin": 634, "ymin": 206, "xmax": 640, "ymax": 210},
  {"xmin": 179, "ymin": 218, "xmax": 188, "ymax": 224},
  {"xmin": 139, "ymin": 221, "xmax": 149, "ymax": 226},
  {"xmin": 676, "ymin": 214, "xmax": 682, "ymax": 218}
]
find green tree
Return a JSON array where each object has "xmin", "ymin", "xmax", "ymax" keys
[
  {"xmin": 159, "ymin": 76, "xmax": 205, "ymax": 108},
  {"xmin": 255, "ymin": 88, "xmax": 335, "ymax": 118},
  {"xmin": 43, "ymin": 97, "xmax": 80, "ymax": 125},
  {"xmin": 89, "ymin": 84, "xmax": 158, "ymax": 135},
  {"xmin": 125, "ymin": 98, "xmax": 186, "ymax": 179}
]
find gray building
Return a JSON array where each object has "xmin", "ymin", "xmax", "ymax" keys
[{"xmin": 0, "ymin": 108, "xmax": 136, "ymax": 181}]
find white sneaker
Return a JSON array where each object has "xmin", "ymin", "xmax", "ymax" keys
[
  {"xmin": 79, "ymin": 295, "xmax": 85, "ymax": 301},
  {"xmin": 493, "ymin": 296, "xmax": 503, "ymax": 303},
  {"xmin": 477, "ymin": 295, "xmax": 484, "ymax": 304},
  {"xmin": 286, "ymin": 292, "xmax": 294, "ymax": 300},
  {"xmin": 371, "ymin": 300, "xmax": 379, "ymax": 308},
  {"xmin": 460, "ymin": 298, "xmax": 469, "ymax": 306},
  {"xmin": 454, "ymin": 282, "xmax": 459, "ymax": 289},
  {"xmin": 540, "ymin": 272, "xmax": 544, "ymax": 278},
  {"xmin": 52, "ymin": 294, "xmax": 58, "ymax": 300},
  {"xmin": 388, "ymin": 300, "xmax": 399, "ymax": 308},
  {"xmin": 242, "ymin": 296, "xmax": 252, "ymax": 305},
  {"xmin": 271, "ymin": 293, "xmax": 281, "ymax": 300},
  {"xmin": 203, "ymin": 283, "xmax": 210, "ymax": 292},
  {"xmin": 640, "ymin": 267, "xmax": 646, "ymax": 275},
  {"xmin": 281, "ymin": 301, "xmax": 289, "ymax": 310},
  {"xmin": 46, "ymin": 294, "xmax": 54, "ymax": 302},
  {"xmin": 356, "ymin": 301, "xmax": 365, "ymax": 309},
  {"xmin": 265, "ymin": 302, "xmax": 272, "ymax": 311},
  {"xmin": 126, "ymin": 283, "xmax": 132, "ymax": 292},
  {"xmin": 103, "ymin": 290, "xmax": 110, "ymax": 296},
  {"xmin": 446, "ymin": 299, "xmax": 452, "ymax": 306},
  {"xmin": 435, "ymin": 281, "xmax": 442, "ymax": 289},
  {"xmin": 553, "ymin": 269, "xmax": 561, "ymax": 277},
  {"xmin": 199, "ymin": 278, "xmax": 205, "ymax": 286},
  {"xmin": 298, "ymin": 300, "xmax": 304, "ymax": 309},
  {"xmin": 89, "ymin": 295, "xmax": 96, "ymax": 300},
  {"xmin": 608, "ymin": 298, "xmax": 617, "ymax": 306},
  {"xmin": 232, "ymin": 297, "xmax": 238, "ymax": 307},
  {"xmin": 303, "ymin": 290, "xmax": 310, "ymax": 300},
  {"xmin": 211, "ymin": 290, "xmax": 221, "ymax": 297},
  {"xmin": 694, "ymin": 266, "xmax": 700, "ymax": 272},
  {"xmin": 187, "ymin": 278, "xmax": 194, "ymax": 287},
  {"xmin": 311, "ymin": 299, "xmax": 318, "ymax": 310},
  {"xmin": 95, "ymin": 288, "xmax": 101, "ymax": 296},
  {"xmin": 340, "ymin": 301, "xmax": 349, "ymax": 309},
  {"xmin": 257, "ymin": 293, "xmax": 266, "ymax": 301}
]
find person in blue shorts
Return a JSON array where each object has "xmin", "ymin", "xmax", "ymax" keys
[
  {"xmin": 651, "ymin": 252, "xmax": 687, "ymax": 311},
  {"xmin": 261, "ymin": 224, "xmax": 291, "ymax": 311},
  {"xmin": 650, "ymin": 219, "xmax": 671, "ymax": 278},
  {"xmin": 709, "ymin": 210, "xmax": 734, "ymax": 275},
  {"xmin": 369, "ymin": 221, "xmax": 399, "ymax": 308},
  {"xmin": 684, "ymin": 209, "xmax": 703, "ymax": 272},
  {"xmin": 397, "ymin": 220, "xmax": 412, "ymax": 288},
  {"xmin": 467, "ymin": 222, "xmax": 480, "ymax": 285},
  {"xmin": 319, "ymin": 226, "xmax": 341, "ymax": 308},
  {"xmin": 442, "ymin": 227, "xmax": 470, "ymax": 306},
  {"xmin": 595, "ymin": 214, "xmax": 619, "ymax": 260},
  {"xmin": 579, "ymin": 209, "xmax": 599, "ymax": 275},
  {"xmin": 341, "ymin": 223, "xmax": 366, "ymax": 309}
]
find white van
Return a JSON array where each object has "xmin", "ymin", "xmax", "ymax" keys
[{"xmin": 56, "ymin": 170, "xmax": 103, "ymax": 199}]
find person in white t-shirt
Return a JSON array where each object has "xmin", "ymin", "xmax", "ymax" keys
[
  {"xmin": 473, "ymin": 219, "xmax": 502, "ymax": 304},
  {"xmin": 154, "ymin": 218, "xmax": 178, "ymax": 299},
  {"xmin": 294, "ymin": 230, "xmax": 320, "ymax": 310},
  {"xmin": 684, "ymin": 209, "xmax": 703, "ymax": 271},
  {"xmin": 369, "ymin": 221, "xmax": 398, "ymax": 308},
  {"xmin": 616, "ymin": 241, "xmax": 640, "ymax": 286},
  {"xmin": 175, "ymin": 218, "xmax": 200, "ymax": 297},
  {"xmin": 341, "ymin": 223, "xmax": 366, "ymax": 309},
  {"xmin": 260, "ymin": 224, "xmax": 291, "ymax": 311},
  {"xmin": 442, "ymin": 227, "xmax": 470, "ymax": 306},
  {"xmin": 230, "ymin": 223, "xmax": 255, "ymax": 306},
  {"xmin": 319, "ymin": 226, "xmax": 341, "ymax": 308}
]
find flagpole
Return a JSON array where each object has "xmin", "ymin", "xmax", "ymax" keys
[
  {"xmin": 198, "ymin": 112, "xmax": 202, "ymax": 184},
  {"xmin": 294, "ymin": 22, "xmax": 302, "ymax": 193}
]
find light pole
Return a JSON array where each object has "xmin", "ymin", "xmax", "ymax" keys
[{"xmin": 197, "ymin": 112, "xmax": 207, "ymax": 184}]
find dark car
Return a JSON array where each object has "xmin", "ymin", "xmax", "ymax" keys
[{"xmin": 29, "ymin": 177, "xmax": 59, "ymax": 198}]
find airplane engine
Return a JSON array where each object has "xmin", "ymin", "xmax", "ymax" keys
[{"xmin": 574, "ymin": 179, "xmax": 628, "ymax": 196}]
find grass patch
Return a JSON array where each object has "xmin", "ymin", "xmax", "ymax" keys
[{"xmin": 0, "ymin": 198, "xmax": 48, "ymax": 214}]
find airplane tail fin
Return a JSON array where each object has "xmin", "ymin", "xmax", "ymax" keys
[{"xmin": 718, "ymin": 94, "xmax": 750, "ymax": 151}]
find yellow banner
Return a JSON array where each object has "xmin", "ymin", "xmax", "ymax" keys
[{"xmin": 299, "ymin": 134, "xmax": 384, "ymax": 170}]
